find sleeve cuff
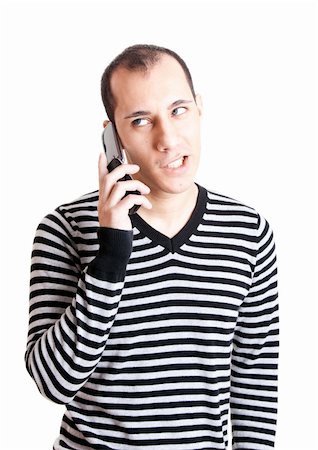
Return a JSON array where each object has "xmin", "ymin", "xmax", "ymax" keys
[{"xmin": 87, "ymin": 227, "xmax": 133, "ymax": 281}]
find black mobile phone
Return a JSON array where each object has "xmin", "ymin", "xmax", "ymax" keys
[{"xmin": 101, "ymin": 123, "xmax": 140, "ymax": 215}]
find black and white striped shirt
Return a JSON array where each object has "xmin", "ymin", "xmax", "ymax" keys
[{"xmin": 25, "ymin": 184, "xmax": 279, "ymax": 450}]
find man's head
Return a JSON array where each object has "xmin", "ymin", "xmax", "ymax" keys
[
  {"xmin": 100, "ymin": 44, "xmax": 202, "ymax": 197},
  {"xmin": 101, "ymin": 44, "xmax": 196, "ymax": 124}
]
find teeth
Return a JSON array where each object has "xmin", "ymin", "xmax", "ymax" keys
[{"xmin": 167, "ymin": 157, "xmax": 184, "ymax": 169}]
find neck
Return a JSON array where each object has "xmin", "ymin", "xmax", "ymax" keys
[{"xmin": 137, "ymin": 183, "xmax": 199, "ymax": 236}]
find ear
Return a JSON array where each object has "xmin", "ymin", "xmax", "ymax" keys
[
  {"xmin": 195, "ymin": 94, "xmax": 203, "ymax": 117},
  {"xmin": 103, "ymin": 119, "xmax": 110, "ymax": 128}
]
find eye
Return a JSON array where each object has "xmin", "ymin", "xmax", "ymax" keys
[
  {"xmin": 172, "ymin": 106, "xmax": 187, "ymax": 116},
  {"xmin": 131, "ymin": 118, "xmax": 149, "ymax": 127}
]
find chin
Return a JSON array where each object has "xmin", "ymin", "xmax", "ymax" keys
[{"xmin": 154, "ymin": 178, "xmax": 196, "ymax": 195}]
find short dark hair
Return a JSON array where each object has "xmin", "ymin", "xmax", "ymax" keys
[{"xmin": 101, "ymin": 44, "xmax": 196, "ymax": 124}]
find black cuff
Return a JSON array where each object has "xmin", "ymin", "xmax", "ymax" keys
[{"xmin": 87, "ymin": 227, "xmax": 133, "ymax": 281}]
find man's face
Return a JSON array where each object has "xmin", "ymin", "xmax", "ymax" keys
[{"xmin": 110, "ymin": 55, "xmax": 202, "ymax": 197}]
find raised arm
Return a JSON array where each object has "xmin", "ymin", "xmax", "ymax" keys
[
  {"xmin": 25, "ymin": 208, "xmax": 133, "ymax": 404},
  {"xmin": 25, "ymin": 149, "xmax": 152, "ymax": 404}
]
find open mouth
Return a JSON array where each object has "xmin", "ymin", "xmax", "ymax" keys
[{"xmin": 165, "ymin": 156, "xmax": 186, "ymax": 169}]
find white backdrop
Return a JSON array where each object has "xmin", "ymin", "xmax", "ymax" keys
[{"xmin": 1, "ymin": 0, "xmax": 318, "ymax": 449}]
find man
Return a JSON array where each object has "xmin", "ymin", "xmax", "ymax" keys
[{"xmin": 26, "ymin": 44, "xmax": 279, "ymax": 450}]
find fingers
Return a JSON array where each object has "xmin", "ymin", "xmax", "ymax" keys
[
  {"xmin": 98, "ymin": 152, "xmax": 108, "ymax": 185},
  {"xmin": 97, "ymin": 152, "xmax": 152, "ymax": 229},
  {"xmin": 107, "ymin": 163, "xmax": 141, "ymax": 185},
  {"xmin": 120, "ymin": 193, "xmax": 153, "ymax": 211},
  {"xmin": 99, "ymin": 152, "xmax": 140, "ymax": 185},
  {"xmin": 107, "ymin": 179, "xmax": 150, "ymax": 209}
]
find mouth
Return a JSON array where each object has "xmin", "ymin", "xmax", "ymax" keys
[{"xmin": 163, "ymin": 156, "xmax": 187, "ymax": 169}]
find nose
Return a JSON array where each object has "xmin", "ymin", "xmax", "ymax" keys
[{"xmin": 154, "ymin": 117, "xmax": 180, "ymax": 152}]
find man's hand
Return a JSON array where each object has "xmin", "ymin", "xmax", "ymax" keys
[{"xmin": 98, "ymin": 152, "xmax": 152, "ymax": 230}]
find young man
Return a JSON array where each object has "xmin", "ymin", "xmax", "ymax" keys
[{"xmin": 26, "ymin": 45, "xmax": 279, "ymax": 449}]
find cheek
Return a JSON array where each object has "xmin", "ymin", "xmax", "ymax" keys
[
  {"xmin": 182, "ymin": 116, "xmax": 200, "ymax": 138},
  {"xmin": 124, "ymin": 134, "xmax": 151, "ymax": 156},
  {"xmin": 126, "ymin": 139, "xmax": 159, "ymax": 167},
  {"xmin": 189, "ymin": 125, "xmax": 201, "ymax": 148},
  {"xmin": 125, "ymin": 149, "xmax": 150, "ymax": 169},
  {"xmin": 183, "ymin": 133, "xmax": 199, "ymax": 157}
]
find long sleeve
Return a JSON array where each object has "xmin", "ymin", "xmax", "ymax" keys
[
  {"xmin": 230, "ymin": 215, "xmax": 279, "ymax": 449},
  {"xmin": 25, "ymin": 207, "xmax": 133, "ymax": 405}
]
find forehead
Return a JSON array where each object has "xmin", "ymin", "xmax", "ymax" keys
[{"xmin": 110, "ymin": 55, "xmax": 193, "ymax": 114}]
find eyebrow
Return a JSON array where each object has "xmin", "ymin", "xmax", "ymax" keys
[{"xmin": 123, "ymin": 99, "xmax": 194, "ymax": 119}]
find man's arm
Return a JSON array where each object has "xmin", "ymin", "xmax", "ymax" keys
[
  {"xmin": 25, "ymin": 208, "xmax": 133, "ymax": 404},
  {"xmin": 230, "ymin": 215, "xmax": 279, "ymax": 449},
  {"xmin": 25, "ymin": 150, "xmax": 152, "ymax": 405}
]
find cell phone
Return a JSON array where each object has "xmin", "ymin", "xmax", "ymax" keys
[{"xmin": 102, "ymin": 123, "xmax": 140, "ymax": 215}]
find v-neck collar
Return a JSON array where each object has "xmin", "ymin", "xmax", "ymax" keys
[{"xmin": 131, "ymin": 183, "xmax": 207, "ymax": 253}]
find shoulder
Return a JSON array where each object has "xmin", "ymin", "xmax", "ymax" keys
[
  {"xmin": 204, "ymin": 186, "xmax": 260, "ymax": 218},
  {"xmin": 201, "ymin": 186, "xmax": 275, "ymax": 254},
  {"xmin": 57, "ymin": 190, "xmax": 99, "ymax": 220},
  {"xmin": 201, "ymin": 185, "xmax": 272, "ymax": 236},
  {"xmin": 37, "ymin": 190, "xmax": 99, "ymax": 239}
]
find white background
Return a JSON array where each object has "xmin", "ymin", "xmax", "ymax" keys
[{"xmin": 1, "ymin": 0, "xmax": 318, "ymax": 449}]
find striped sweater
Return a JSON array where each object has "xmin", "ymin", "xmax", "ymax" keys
[{"xmin": 25, "ymin": 183, "xmax": 279, "ymax": 450}]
